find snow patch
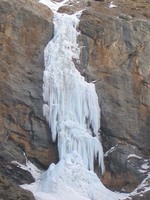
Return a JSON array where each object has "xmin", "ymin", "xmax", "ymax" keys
[
  {"xmin": 12, "ymin": 155, "xmax": 42, "ymax": 181},
  {"xmin": 22, "ymin": 153, "xmax": 128, "ymax": 200},
  {"xmin": 127, "ymin": 154, "xmax": 142, "ymax": 160},
  {"xmin": 124, "ymin": 173, "xmax": 150, "ymax": 199},
  {"xmin": 141, "ymin": 163, "xmax": 149, "ymax": 170},
  {"xmin": 139, "ymin": 162, "xmax": 150, "ymax": 173},
  {"xmin": 109, "ymin": 1, "xmax": 117, "ymax": 8},
  {"xmin": 39, "ymin": 0, "xmax": 69, "ymax": 12},
  {"xmin": 104, "ymin": 144, "xmax": 118, "ymax": 157}
]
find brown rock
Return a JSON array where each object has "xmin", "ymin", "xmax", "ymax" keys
[
  {"xmin": 0, "ymin": 0, "xmax": 58, "ymax": 169},
  {"xmin": 79, "ymin": 3, "xmax": 150, "ymax": 193},
  {"xmin": 0, "ymin": 0, "xmax": 150, "ymax": 198}
]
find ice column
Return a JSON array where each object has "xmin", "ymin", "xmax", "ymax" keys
[{"xmin": 43, "ymin": 11, "xmax": 104, "ymax": 173}]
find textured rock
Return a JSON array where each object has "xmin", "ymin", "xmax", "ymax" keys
[
  {"xmin": 79, "ymin": 0, "xmax": 150, "ymax": 193},
  {"xmin": 0, "ymin": 0, "xmax": 58, "ymax": 198},
  {"xmin": 0, "ymin": 158, "xmax": 34, "ymax": 185},
  {"xmin": 0, "ymin": 0, "xmax": 58, "ymax": 167},
  {"xmin": 124, "ymin": 174, "xmax": 150, "ymax": 200},
  {"xmin": 0, "ymin": 172, "xmax": 35, "ymax": 200},
  {"xmin": 0, "ymin": 0, "xmax": 150, "ymax": 199}
]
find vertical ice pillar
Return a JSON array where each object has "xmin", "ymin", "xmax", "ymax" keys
[{"xmin": 42, "ymin": 11, "xmax": 104, "ymax": 173}]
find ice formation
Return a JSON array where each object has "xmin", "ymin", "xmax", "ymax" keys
[
  {"xmin": 20, "ymin": 1, "xmax": 132, "ymax": 199},
  {"xmin": 42, "ymin": 8, "xmax": 104, "ymax": 172},
  {"xmin": 17, "ymin": 1, "xmax": 149, "ymax": 200},
  {"xmin": 22, "ymin": 152, "xmax": 127, "ymax": 200}
]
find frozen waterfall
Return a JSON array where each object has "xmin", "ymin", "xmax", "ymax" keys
[
  {"xmin": 42, "ymin": 9, "xmax": 104, "ymax": 172},
  {"xmin": 21, "ymin": 1, "xmax": 128, "ymax": 200}
]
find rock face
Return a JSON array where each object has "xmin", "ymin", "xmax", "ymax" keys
[
  {"xmin": 0, "ymin": 173, "xmax": 35, "ymax": 200},
  {"xmin": 0, "ymin": 0, "xmax": 150, "ymax": 199},
  {"xmin": 79, "ymin": 0, "xmax": 150, "ymax": 195},
  {"xmin": 0, "ymin": 0, "xmax": 58, "ymax": 167},
  {"xmin": 0, "ymin": 0, "xmax": 58, "ymax": 198}
]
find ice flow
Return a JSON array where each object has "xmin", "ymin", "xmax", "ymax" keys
[
  {"xmin": 21, "ymin": 1, "xmax": 129, "ymax": 200},
  {"xmin": 42, "ymin": 11, "xmax": 104, "ymax": 172}
]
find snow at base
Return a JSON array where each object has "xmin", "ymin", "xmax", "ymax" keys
[
  {"xmin": 11, "ymin": 154, "xmax": 148, "ymax": 200},
  {"xmin": 22, "ymin": 153, "xmax": 128, "ymax": 200}
]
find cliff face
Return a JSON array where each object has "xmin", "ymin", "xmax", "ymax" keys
[
  {"xmin": 0, "ymin": 0, "xmax": 58, "ymax": 198},
  {"xmin": 0, "ymin": 0, "xmax": 58, "ymax": 165},
  {"xmin": 78, "ymin": 0, "xmax": 150, "ymax": 194},
  {"xmin": 0, "ymin": 0, "xmax": 150, "ymax": 199}
]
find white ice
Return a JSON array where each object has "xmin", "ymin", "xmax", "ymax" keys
[
  {"xmin": 104, "ymin": 144, "xmax": 118, "ymax": 157},
  {"xmin": 11, "ymin": 153, "xmax": 42, "ymax": 180},
  {"xmin": 109, "ymin": 1, "xmax": 117, "ymax": 8},
  {"xmin": 127, "ymin": 154, "xmax": 142, "ymax": 160},
  {"xmin": 22, "ymin": 153, "xmax": 128, "ymax": 200},
  {"xmin": 39, "ymin": 0, "xmax": 69, "ymax": 12},
  {"xmin": 141, "ymin": 163, "xmax": 149, "ymax": 170},
  {"xmin": 42, "ymin": 7, "xmax": 104, "ymax": 172},
  {"xmin": 139, "ymin": 162, "xmax": 150, "ymax": 173},
  {"xmin": 21, "ymin": 0, "xmax": 132, "ymax": 199}
]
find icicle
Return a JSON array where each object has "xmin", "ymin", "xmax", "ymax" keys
[{"xmin": 43, "ymin": 11, "xmax": 104, "ymax": 172}]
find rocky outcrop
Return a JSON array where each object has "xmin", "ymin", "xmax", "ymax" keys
[{"xmin": 79, "ymin": 0, "xmax": 150, "ymax": 195}]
